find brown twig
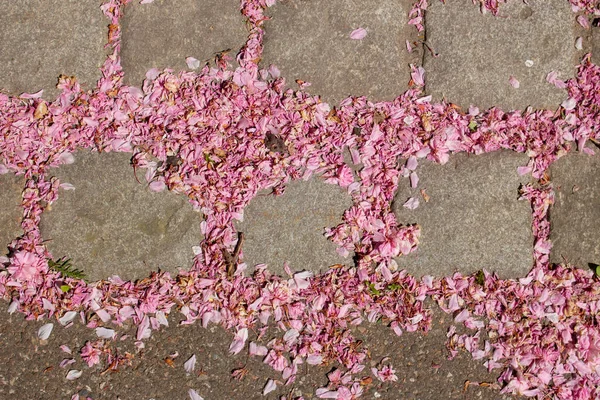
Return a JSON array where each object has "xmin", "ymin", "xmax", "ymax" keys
[{"xmin": 224, "ymin": 232, "xmax": 244, "ymax": 277}]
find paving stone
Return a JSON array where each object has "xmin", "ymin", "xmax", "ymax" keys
[
  {"xmin": 550, "ymin": 152, "xmax": 600, "ymax": 269},
  {"xmin": 0, "ymin": 173, "xmax": 24, "ymax": 256},
  {"xmin": 40, "ymin": 151, "xmax": 202, "ymax": 282},
  {"xmin": 236, "ymin": 179, "xmax": 352, "ymax": 276},
  {"xmin": 120, "ymin": 0, "xmax": 248, "ymax": 87},
  {"xmin": 593, "ymin": 19, "xmax": 600, "ymax": 65},
  {"xmin": 355, "ymin": 305, "xmax": 520, "ymax": 399},
  {"xmin": 0, "ymin": 0, "xmax": 106, "ymax": 100},
  {"xmin": 393, "ymin": 152, "xmax": 533, "ymax": 279},
  {"xmin": 424, "ymin": 0, "xmax": 576, "ymax": 111},
  {"xmin": 261, "ymin": 0, "xmax": 422, "ymax": 105}
]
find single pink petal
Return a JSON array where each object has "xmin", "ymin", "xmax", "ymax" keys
[
  {"xmin": 517, "ymin": 165, "xmax": 532, "ymax": 176},
  {"xmin": 410, "ymin": 171, "xmax": 419, "ymax": 188},
  {"xmin": 350, "ymin": 28, "xmax": 367, "ymax": 40},
  {"xmin": 140, "ymin": 0, "xmax": 154, "ymax": 4},
  {"xmin": 509, "ymin": 76, "xmax": 520, "ymax": 89},
  {"xmin": 410, "ymin": 65, "xmax": 425, "ymax": 86},
  {"xmin": 405, "ymin": 40, "xmax": 413, "ymax": 53},
  {"xmin": 577, "ymin": 15, "xmax": 590, "ymax": 29},
  {"xmin": 60, "ymin": 345, "xmax": 72, "ymax": 354},
  {"xmin": 149, "ymin": 180, "xmax": 167, "ymax": 192},
  {"xmin": 403, "ymin": 197, "xmax": 419, "ymax": 210},
  {"xmin": 406, "ymin": 156, "xmax": 418, "ymax": 171},
  {"xmin": 249, "ymin": 342, "xmax": 268, "ymax": 356},
  {"xmin": 575, "ymin": 37, "xmax": 583, "ymax": 50}
]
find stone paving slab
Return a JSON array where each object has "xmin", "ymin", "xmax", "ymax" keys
[
  {"xmin": 0, "ymin": 301, "xmax": 517, "ymax": 399},
  {"xmin": 120, "ymin": 0, "xmax": 248, "ymax": 87},
  {"xmin": 424, "ymin": 0, "xmax": 576, "ymax": 111},
  {"xmin": 0, "ymin": 0, "xmax": 106, "ymax": 100},
  {"xmin": 236, "ymin": 179, "xmax": 352, "ymax": 276},
  {"xmin": 39, "ymin": 151, "xmax": 202, "ymax": 282},
  {"xmin": 261, "ymin": 0, "xmax": 422, "ymax": 105},
  {"xmin": 0, "ymin": 173, "xmax": 24, "ymax": 256},
  {"xmin": 593, "ymin": 18, "xmax": 600, "ymax": 65},
  {"xmin": 550, "ymin": 152, "xmax": 600, "ymax": 269},
  {"xmin": 393, "ymin": 152, "xmax": 533, "ymax": 279}
]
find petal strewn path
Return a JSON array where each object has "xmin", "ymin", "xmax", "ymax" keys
[{"xmin": 0, "ymin": 1, "xmax": 600, "ymax": 399}]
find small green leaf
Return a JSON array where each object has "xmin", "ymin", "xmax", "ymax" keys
[
  {"xmin": 48, "ymin": 257, "xmax": 87, "ymax": 281},
  {"xmin": 367, "ymin": 282, "xmax": 381, "ymax": 296},
  {"xmin": 475, "ymin": 270, "xmax": 485, "ymax": 286},
  {"xmin": 468, "ymin": 120, "xmax": 478, "ymax": 132},
  {"xmin": 596, "ymin": 264, "xmax": 600, "ymax": 277},
  {"xmin": 387, "ymin": 283, "xmax": 402, "ymax": 291},
  {"xmin": 60, "ymin": 285, "xmax": 71, "ymax": 293}
]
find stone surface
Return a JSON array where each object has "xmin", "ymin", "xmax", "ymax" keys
[
  {"xmin": 424, "ymin": 0, "xmax": 576, "ymax": 111},
  {"xmin": 0, "ymin": 301, "xmax": 518, "ymax": 399},
  {"xmin": 236, "ymin": 179, "xmax": 352, "ymax": 276},
  {"xmin": 393, "ymin": 152, "xmax": 533, "ymax": 279},
  {"xmin": 0, "ymin": 173, "xmax": 24, "ymax": 255},
  {"xmin": 40, "ymin": 151, "xmax": 202, "ymax": 282},
  {"xmin": 355, "ymin": 305, "xmax": 520, "ymax": 400},
  {"xmin": 593, "ymin": 18, "xmax": 600, "ymax": 65},
  {"xmin": 120, "ymin": 0, "xmax": 248, "ymax": 87},
  {"xmin": 550, "ymin": 152, "xmax": 600, "ymax": 269},
  {"xmin": 0, "ymin": 0, "xmax": 106, "ymax": 100},
  {"xmin": 261, "ymin": 0, "xmax": 422, "ymax": 105}
]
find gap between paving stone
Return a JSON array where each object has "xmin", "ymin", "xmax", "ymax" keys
[
  {"xmin": 120, "ymin": 0, "xmax": 248, "ymax": 87},
  {"xmin": 424, "ymin": 0, "xmax": 576, "ymax": 111},
  {"xmin": 550, "ymin": 151, "xmax": 600, "ymax": 270},
  {"xmin": 0, "ymin": 0, "xmax": 107, "ymax": 100},
  {"xmin": 39, "ymin": 150, "xmax": 202, "ymax": 282},
  {"xmin": 236, "ymin": 178, "xmax": 352, "ymax": 276},
  {"xmin": 261, "ymin": 0, "xmax": 422, "ymax": 106},
  {"xmin": 393, "ymin": 151, "xmax": 533, "ymax": 279},
  {"xmin": 593, "ymin": 19, "xmax": 600, "ymax": 65},
  {"xmin": 0, "ymin": 173, "xmax": 24, "ymax": 256}
]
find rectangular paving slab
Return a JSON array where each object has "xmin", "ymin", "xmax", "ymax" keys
[
  {"xmin": 120, "ymin": 0, "xmax": 248, "ymax": 87},
  {"xmin": 550, "ymin": 151, "xmax": 600, "ymax": 269},
  {"xmin": 393, "ymin": 151, "xmax": 533, "ymax": 279},
  {"xmin": 0, "ymin": 0, "xmax": 106, "ymax": 100},
  {"xmin": 235, "ymin": 178, "xmax": 352, "ymax": 276},
  {"xmin": 261, "ymin": 0, "xmax": 422, "ymax": 105},
  {"xmin": 424, "ymin": 0, "xmax": 576, "ymax": 111},
  {"xmin": 40, "ymin": 151, "xmax": 202, "ymax": 282},
  {"xmin": 0, "ymin": 173, "xmax": 24, "ymax": 255}
]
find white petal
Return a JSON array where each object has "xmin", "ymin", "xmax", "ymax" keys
[
  {"xmin": 263, "ymin": 379, "xmax": 277, "ymax": 395},
  {"xmin": 7, "ymin": 300, "xmax": 19, "ymax": 314},
  {"xmin": 155, "ymin": 310, "xmax": 169, "ymax": 326},
  {"xmin": 38, "ymin": 323, "xmax": 54, "ymax": 340},
  {"xmin": 188, "ymin": 389, "xmax": 204, "ymax": 400},
  {"xmin": 186, "ymin": 57, "xmax": 200, "ymax": 70},
  {"xmin": 59, "ymin": 311, "xmax": 78, "ymax": 326},
  {"xmin": 66, "ymin": 370, "xmax": 83, "ymax": 380},
  {"xmin": 184, "ymin": 354, "xmax": 196, "ymax": 374},
  {"xmin": 96, "ymin": 327, "xmax": 116, "ymax": 339}
]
